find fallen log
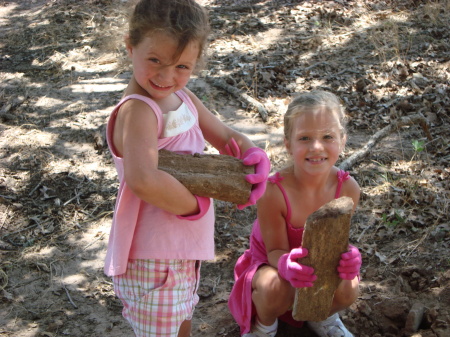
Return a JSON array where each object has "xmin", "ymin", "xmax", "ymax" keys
[
  {"xmin": 293, "ymin": 197, "xmax": 354, "ymax": 322},
  {"xmin": 158, "ymin": 150, "xmax": 253, "ymax": 205},
  {"xmin": 207, "ymin": 76, "xmax": 268, "ymax": 122},
  {"xmin": 339, "ymin": 114, "xmax": 431, "ymax": 171}
]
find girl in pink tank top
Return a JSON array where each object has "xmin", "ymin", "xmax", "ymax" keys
[
  {"xmin": 105, "ymin": 1, "xmax": 270, "ymax": 336},
  {"xmin": 228, "ymin": 91, "xmax": 362, "ymax": 337}
]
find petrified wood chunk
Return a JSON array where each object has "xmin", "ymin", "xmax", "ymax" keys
[
  {"xmin": 293, "ymin": 197, "xmax": 354, "ymax": 322},
  {"xmin": 158, "ymin": 150, "xmax": 253, "ymax": 204}
]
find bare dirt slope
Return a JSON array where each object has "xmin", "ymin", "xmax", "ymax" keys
[{"xmin": 0, "ymin": 1, "xmax": 449, "ymax": 336}]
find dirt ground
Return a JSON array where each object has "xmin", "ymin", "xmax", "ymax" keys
[{"xmin": 0, "ymin": 0, "xmax": 449, "ymax": 336}]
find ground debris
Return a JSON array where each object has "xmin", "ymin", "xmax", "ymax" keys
[{"xmin": 0, "ymin": 0, "xmax": 449, "ymax": 336}]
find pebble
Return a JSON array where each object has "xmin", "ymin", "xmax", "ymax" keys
[{"xmin": 405, "ymin": 302, "xmax": 425, "ymax": 334}]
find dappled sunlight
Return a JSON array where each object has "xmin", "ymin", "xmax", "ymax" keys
[
  {"xmin": 62, "ymin": 273, "xmax": 89, "ymax": 287},
  {"xmin": 1, "ymin": 1, "xmax": 448, "ymax": 336},
  {"xmin": 69, "ymin": 77, "xmax": 127, "ymax": 93},
  {"xmin": 5, "ymin": 128, "xmax": 55, "ymax": 147},
  {"xmin": 22, "ymin": 245, "xmax": 64, "ymax": 261},
  {"xmin": 0, "ymin": 3, "xmax": 18, "ymax": 28},
  {"xmin": 35, "ymin": 96, "xmax": 64, "ymax": 108}
]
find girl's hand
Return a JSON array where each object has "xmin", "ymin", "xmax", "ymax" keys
[
  {"xmin": 220, "ymin": 137, "xmax": 241, "ymax": 159},
  {"xmin": 338, "ymin": 245, "xmax": 362, "ymax": 280},
  {"xmin": 220, "ymin": 138, "xmax": 271, "ymax": 210},
  {"xmin": 176, "ymin": 195, "xmax": 210, "ymax": 221},
  {"xmin": 277, "ymin": 248, "xmax": 317, "ymax": 288},
  {"xmin": 238, "ymin": 146, "xmax": 270, "ymax": 209}
]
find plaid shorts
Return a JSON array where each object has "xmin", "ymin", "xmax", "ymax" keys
[{"xmin": 113, "ymin": 259, "xmax": 201, "ymax": 337}]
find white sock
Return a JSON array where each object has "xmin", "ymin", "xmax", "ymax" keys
[{"xmin": 254, "ymin": 317, "xmax": 278, "ymax": 337}]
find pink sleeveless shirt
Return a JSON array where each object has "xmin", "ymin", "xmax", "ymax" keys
[
  {"xmin": 104, "ymin": 91, "xmax": 215, "ymax": 276},
  {"xmin": 228, "ymin": 170, "xmax": 350, "ymax": 334}
]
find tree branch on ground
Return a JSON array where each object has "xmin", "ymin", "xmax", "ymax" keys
[
  {"xmin": 206, "ymin": 76, "xmax": 268, "ymax": 121},
  {"xmin": 339, "ymin": 114, "xmax": 432, "ymax": 171}
]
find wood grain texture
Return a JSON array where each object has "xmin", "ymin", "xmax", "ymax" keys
[
  {"xmin": 158, "ymin": 150, "xmax": 253, "ymax": 204},
  {"xmin": 293, "ymin": 197, "xmax": 354, "ymax": 321}
]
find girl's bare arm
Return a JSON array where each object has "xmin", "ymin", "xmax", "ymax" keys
[
  {"xmin": 257, "ymin": 182, "xmax": 292, "ymax": 268},
  {"xmin": 114, "ymin": 99, "xmax": 199, "ymax": 216},
  {"xmin": 342, "ymin": 175, "xmax": 361, "ymax": 213}
]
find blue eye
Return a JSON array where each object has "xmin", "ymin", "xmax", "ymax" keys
[
  {"xmin": 149, "ymin": 58, "xmax": 160, "ymax": 64},
  {"xmin": 299, "ymin": 136, "xmax": 309, "ymax": 141}
]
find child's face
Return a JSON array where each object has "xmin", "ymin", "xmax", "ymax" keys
[
  {"xmin": 285, "ymin": 109, "xmax": 345, "ymax": 175},
  {"xmin": 126, "ymin": 32, "xmax": 199, "ymax": 100}
]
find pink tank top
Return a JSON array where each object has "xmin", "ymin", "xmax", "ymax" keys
[
  {"xmin": 104, "ymin": 91, "xmax": 215, "ymax": 276},
  {"xmin": 268, "ymin": 170, "xmax": 350, "ymax": 249}
]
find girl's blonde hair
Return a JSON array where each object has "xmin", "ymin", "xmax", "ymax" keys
[
  {"xmin": 128, "ymin": 0, "xmax": 210, "ymax": 66},
  {"xmin": 284, "ymin": 90, "xmax": 348, "ymax": 140}
]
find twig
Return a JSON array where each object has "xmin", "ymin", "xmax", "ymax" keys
[
  {"xmin": 406, "ymin": 218, "xmax": 439, "ymax": 257},
  {"xmin": 0, "ymin": 268, "xmax": 8, "ymax": 290},
  {"xmin": 62, "ymin": 283, "xmax": 78, "ymax": 309},
  {"xmin": 1, "ymin": 224, "xmax": 38, "ymax": 239},
  {"xmin": 212, "ymin": 275, "xmax": 221, "ymax": 294},
  {"xmin": 0, "ymin": 194, "xmax": 15, "ymax": 200},
  {"xmin": 329, "ymin": 69, "xmax": 361, "ymax": 76},
  {"xmin": 0, "ymin": 239, "xmax": 15, "ymax": 251},
  {"xmin": 303, "ymin": 61, "xmax": 329, "ymax": 71},
  {"xmin": 356, "ymin": 217, "xmax": 376, "ymax": 243},
  {"xmin": 82, "ymin": 233, "xmax": 106, "ymax": 251},
  {"xmin": 28, "ymin": 181, "xmax": 43, "ymax": 196},
  {"xmin": 339, "ymin": 114, "xmax": 431, "ymax": 171},
  {"xmin": 63, "ymin": 190, "xmax": 83, "ymax": 206},
  {"xmin": 78, "ymin": 210, "xmax": 113, "ymax": 225},
  {"xmin": 206, "ymin": 76, "xmax": 268, "ymax": 121},
  {"xmin": 10, "ymin": 276, "xmax": 43, "ymax": 290},
  {"xmin": 0, "ymin": 205, "xmax": 10, "ymax": 230},
  {"xmin": 67, "ymin": 172, "xmax": 84, "ymax": 182},
  {"xmin": 357, "ymin": 226, "xmax": 370, "ymax": 243},
  {"xmin": 59, "ymin": 268, "xmax": 78, "ymax": 309}
]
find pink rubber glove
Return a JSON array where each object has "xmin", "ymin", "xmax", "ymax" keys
[
  {"xmin": 237, "ymin": 147, "xmax": 270, "ymax": 210},
  {"xmin": 176, "ymin": 195, "xmax": 210, "ymax": 221},
  {"xmin": 277, "ymin": 248, "xmax": 317, "ymax": 288},
  {"xmin": 220, "ymin": 137, "xmax": 241, "ymax": 159},
  {"xmin": 337, "ymin": 245, "xmax": 362, "ymax": 280},
  {"xmin": 220, "ymin": 139, "xmax": 270, "ymax": 209}
]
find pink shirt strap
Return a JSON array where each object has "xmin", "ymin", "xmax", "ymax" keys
[
  {"xmin": 268, "ymin": 173, "xmax": 292, "ymax": 223},
  {"xmin": 335, "ymin": 170, "xmax": 350, "ymax": 198}
]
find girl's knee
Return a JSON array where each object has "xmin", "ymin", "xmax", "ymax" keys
[
  {"xmin": 177, "ymin": 320, "xmax": 191, "ymax": 337},
  {"xmin": 253, "ymin": 274, "xmax": 294, "ymax": 309},
  {"xmin": 334, "ymin": 278, "xmax": 359, "ymax": 308}
]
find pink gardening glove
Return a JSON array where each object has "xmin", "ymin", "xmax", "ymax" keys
[
  {"xmin": 277, "ymin": 248, "xmax": 317, "ymax": 288},
  {"xmin": 337, "ymin": 245, "xmax": 362, "ymax": 280},
  {"xmin": 176, "ymin": 195, "xmax": 210, "ymax": 221},
  {"xmin": 220, "ymin": 138, "xmax": 270, "ymax": 210},
  {"xmin": 238, "ymin": 147, "xmax": 270, "ymax": 210},
  {"xmin": 220, "ymin": 137, "xmax": 241, "ymax": 159}
]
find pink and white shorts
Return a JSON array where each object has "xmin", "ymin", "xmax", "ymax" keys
[{"xmin": 113, "ymin": 259, "xmax": 200, "ymax": 337}]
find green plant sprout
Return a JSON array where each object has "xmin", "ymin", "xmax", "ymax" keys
[
  {"xmin": 412, "ymin": 139, "xmax": 425, "ymax": 152},
  {"xmin": 411, "ymin": 139, "xmax": 426, "ymax": 161},
  {"xmin": 371, "ymin": 160, "xmax": 392, "ymax": 183},
  {"xmin": 381, "ymin": 210, "xmax": 405, "ymax": 227}
]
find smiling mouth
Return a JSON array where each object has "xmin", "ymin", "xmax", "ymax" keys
[
  {"xmin": 151, "ymin": 81, "xmax": 172, "ymax": 89},
  {"xmin": 307, "ymin": 158, "xmax": 327, "ymax": 163}
]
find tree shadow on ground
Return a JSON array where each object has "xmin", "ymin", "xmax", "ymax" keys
[{"xmin": 0, "ymin": 0, "xmax": 449, "ymax": 336}]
